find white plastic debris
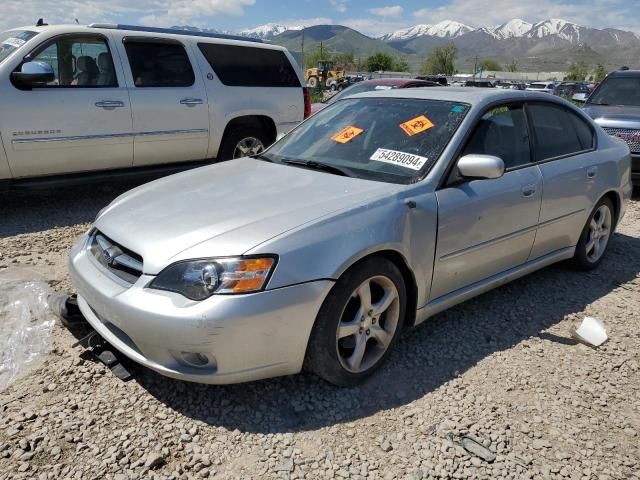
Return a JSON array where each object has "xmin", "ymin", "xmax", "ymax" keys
[
  {"xmin": 0, "ymin": 280, "xmax": 55, "ymax": 391},
  {"xmin": 570, "ymin": 316, "xmax": 608, "ymax": 347}
]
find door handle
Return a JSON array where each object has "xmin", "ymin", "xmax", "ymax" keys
[
  {"xmin": 95, "ymin": 100, "xmax": 125, "ymax": 109},
  {"xmin": 180, "ymin": 98, "xmax": 204, "ymax": 106},
  {"xmin": 521, "ymin": 184, "xmax": 537, "ymax": 197},
  {"xmin": 587, "ymin": 166, "xmax": 598, "ymax": 179}
]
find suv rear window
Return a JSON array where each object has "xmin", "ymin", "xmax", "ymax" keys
[
  {"xmin": 124, "ymin": 41, "xmax": 195, "ymax": 87},
  {"xmin": 198, "ymin": 43, "xmax": 300, "ymax": 87}
]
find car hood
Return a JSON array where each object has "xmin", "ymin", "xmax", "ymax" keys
[
  {"xmin": 584, "ymin": 104, "xmax": 640, "ymax": 128},
  {"xmin": 96, "ymin": 158, "xmax": 399, "ymax": 274}
]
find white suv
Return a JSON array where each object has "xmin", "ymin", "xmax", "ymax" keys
[{"xmin": 0, "ymin": 23, "xmax": 309, "ymax": 186}]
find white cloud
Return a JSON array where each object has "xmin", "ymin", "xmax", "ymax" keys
[
  {"xmin": 329, "ymin": 0, "xmax": 348, "ymax": 13},
  {"xmin": 369, "ymin": 5, "xmax": 404, "ymax": 18},
  {"xmin": 413, "ymin": 0, "xmax": 640, "ymax": 33},
  {"xmin": 341, "ymin": 18, "xmax": 408, "ymax": 37},
  {"xmin": 280, "ymin": 17, "xmax": 333, "ymax": 28},
  {"xmin": 0, "ymin": 0, "xmax": 255, "ymax": 31}
]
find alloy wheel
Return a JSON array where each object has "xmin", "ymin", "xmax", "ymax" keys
[
  {"xmin": 335, "ymin": 275, "xmax": 400, "ymax": 373},
  {"xmin": 233, "ymin": 137, "xmax": 265, "ymax": 159},
  {"xmin": 585, "ymin": 204, "xmax": 612, "ymax": 263}
]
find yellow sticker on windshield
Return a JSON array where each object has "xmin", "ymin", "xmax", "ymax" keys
[
  {"xmin": 400, "ymin": 115, "xmax": 434, "ymax": 136},
  {"xmin": 331, "ymin": 126, "xmax": 364, "ymax": 144}
]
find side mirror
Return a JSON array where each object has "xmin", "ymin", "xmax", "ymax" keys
[
  {"xmin": 572, "ymin": 92, "xmax": 587, "ymax": 103},
  {"xmin": 11, "ymin": 61, "xmax": 55, "ymax": 89},
  {"xmin": 457, "ymin": 154, "xmax": 505, "ymax": 180}
]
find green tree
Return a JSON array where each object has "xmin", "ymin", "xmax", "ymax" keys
[
  {"xmin": 334, "ymin": 51, "xmax": 355, "ymax": 67},
  {"xmin": 478, "ymin": 59, "xmax": 502, "ymax": 72},
  {"xmin": 392, "ymin": 57, "xmax": 410, "ymax": 72},
  {"xmin": 364, "ymin": 52, "xmax": 394, "ymax": 72},
  {"xmin": 506, "ymin": 59, "xmax": 518, "ymax": 72},
  {"xmin": 566, "ymin": 61, "xmax": 590, "ymax": 81},
  {"xmin": 594, "ymin": 64, "xmax": 607, "ymax": 82},
  {"xmin": 421, "ymin": 43, "xmax": 458, "ymax": 76}
]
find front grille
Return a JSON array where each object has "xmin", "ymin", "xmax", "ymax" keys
[
  {"xmin": 89, "ymin": 231, "xmax": 144, "ymax": 284},
  {"xmin": 601, "ymin": 127, "xmax": 640, "ymax": 153}
]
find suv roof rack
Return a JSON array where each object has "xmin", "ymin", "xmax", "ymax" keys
[{"xmin": 87, "ymin": 23, "xmax": 264, "ymax": 44}]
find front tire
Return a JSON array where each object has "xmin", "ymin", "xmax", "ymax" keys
[
  {"xmin": 305, "ymin": 258, "xmax": 406, "ymax": 387},
  {"xmin": 218, "ymin": 126, "xmax": 268, "ymax": 161},
  {"xmin": 572, "ymin": 197, "xmax": 614, "ymax": 270}
]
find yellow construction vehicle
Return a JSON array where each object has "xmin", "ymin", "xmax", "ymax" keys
[{"xmin": 305, "ymin": 60, "xmax": 345, "ymax": 89}]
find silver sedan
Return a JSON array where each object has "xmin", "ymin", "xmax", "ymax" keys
[{"xmin": 69, "ymin": 88, "xmax": 633, "ymax": 386}]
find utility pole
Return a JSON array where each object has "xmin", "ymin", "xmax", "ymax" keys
[{"xmin": 473, "ymin": 55, "xmax": 478, "ymax": 78}]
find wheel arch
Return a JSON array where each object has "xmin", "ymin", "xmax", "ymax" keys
[
  {"xmin": 600, "ymin": 190, "xmax": 622, "ymax": 229},
  {"xmin": 221, "ymin": 115, "xmax": 277, "ymax": 147},
  {"xmin": 333, "ymin": 249, "xmax": 419, "ymax": 330}
]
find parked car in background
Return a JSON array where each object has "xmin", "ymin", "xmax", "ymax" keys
[
  {"xmin": 554, "ymin": 82, "xmax": 592, "ymax": 97},
  {"xmin": 577, "ymin": 68, "xmax": 640, "ymax": 186},
  {"xmin": 0, "ymin": 23, "xmax": 307, "ymax": 188},
  {"xmin": 415, "ymin": 75, "xmax": 448, "ymax": 86},
  {"xmin": 310, "ymin": 78, "xmax": 439, "ymax": 114},
  {"xmin": 69, "ymin": 89, "xmax": 631, "ymax": 386},
  {"xmin": 464, "ymin": 80, "xmax": 494, "ymax": 88},
  {"xmin": 526, "ymin": 81, "xmax": 556, "ymax": 93}
]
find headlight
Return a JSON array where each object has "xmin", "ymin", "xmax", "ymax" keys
[{"xmin": 149, "ymin": 256, "xmax": 277, "ymax": 300}]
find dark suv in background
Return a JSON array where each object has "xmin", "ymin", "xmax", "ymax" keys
[{"xmin": 578, "ymin": 69, "xmax": 640, "ymax": 186}]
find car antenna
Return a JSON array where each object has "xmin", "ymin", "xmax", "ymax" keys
[{"xmin": 36, "ymin": 18, "xmax": 48, "ymax": 27}]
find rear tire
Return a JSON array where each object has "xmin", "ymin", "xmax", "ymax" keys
[
  {"xmin": 305, "ymin": 257, "xmax": 406, "ymax": 387},
  {"xmin": 217, "ymin": 126, "xmax": 269, "ymax": 161},
  {"xmin": 572, "ymin": 197, "xmax": 614, "ymax": 270},
  {"xmin": 307, "ymin": 76, "xmax": 319, "ymax": 88}
]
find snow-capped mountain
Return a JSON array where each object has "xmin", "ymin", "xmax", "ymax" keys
[
  {"xmin": 525, "ymin": 19, "xmax": 581, "ymax": 41},
  {"xmin": 484, "ymin": 19, "xmax": 533, "ymax": 40},
  {"xmin": 381, "ymin": 21, "xmax": 473, "ymax": 41},
  {"xmin": 238, "ymin": 23, "xmax": 302, "ymax": 39}
]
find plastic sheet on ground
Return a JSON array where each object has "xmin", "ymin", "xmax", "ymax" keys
[{"xmin": 0, "ymin": 275, "xmax": 55, "ymax": 391}]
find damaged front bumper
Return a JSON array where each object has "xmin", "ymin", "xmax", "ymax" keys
[{"xmin": 68, "ymin": 235, "xmax": 333, "ymax": 384}]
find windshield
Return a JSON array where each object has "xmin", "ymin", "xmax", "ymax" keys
[
  {"xmin": 0, "ymin": 30, "xmax": 38, "ymax": 64},
  {"xmin": 588, "ymin": 77, "xmax": 640, "ymax": 107},
  {"xmin": 326, "ymin": 82, "xmax": 397, "ymax": 104},
  {"xmin": 263, "ymin": 97, "xmax": 470, "ymax": 184}
]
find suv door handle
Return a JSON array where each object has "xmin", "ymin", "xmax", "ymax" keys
[
  {"xmin": 95, "ymin": 100, "xmax": 125, "ymax": 109},
  {"xmin": 180, "ymin": 98, "xmax": 204, "ymax": 106},
  {"xmin": 587, "ymin": 166, "xmax": 598, "ymax": 179},
  {"xmin": 521, "ymin": 184, "xmax": 537, "ymax": 197}
]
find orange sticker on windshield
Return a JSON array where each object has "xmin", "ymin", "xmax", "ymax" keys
[
  {"xmin": 331, "ymin": 126, "xmax": 364, "ymax": 144},
  {"xmin": 400, "ymin": 115, "xmax": 434, "ymax": 136}
]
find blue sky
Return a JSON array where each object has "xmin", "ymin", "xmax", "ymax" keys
[{"xmin": 3, "ymin": 0, "xmax": 640, "ymax": 35}]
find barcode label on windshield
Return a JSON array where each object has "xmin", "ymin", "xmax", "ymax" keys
[{"xmin": 370, "ymin": 148, "xmax": 428, "ymax": 171}]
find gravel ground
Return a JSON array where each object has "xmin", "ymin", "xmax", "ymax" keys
[{"xmin": 0, "ymin": 182, "xmax": 639, "ymax": 480}]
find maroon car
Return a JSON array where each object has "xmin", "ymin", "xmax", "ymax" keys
[{"xmin": 310, "ymin": 78, "xmax": 440, "ymax": 114}]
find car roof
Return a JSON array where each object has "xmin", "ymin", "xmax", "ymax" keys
[
  {"xmin": 9, "ymin": 23, "xmax": 286, "ymax": 51},
  {"xmin": 348, "ymin": 87, "xmax": 566, "ymax": 107},
  {"xmin": 362, "ymin": 78, "xmax": 429, "ymax": 87},
  {"xmin": 608, "ymin": 69, "xmax": 640, "ymax": 78}
]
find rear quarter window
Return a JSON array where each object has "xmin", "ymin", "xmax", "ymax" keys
[{"xmin": 198, "ymin": 43, "xmax": 300, "ymax": 87}]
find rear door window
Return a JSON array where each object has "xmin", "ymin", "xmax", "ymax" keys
[
  {"xmin": 528, "ymin": 103, "xmax": 593, "ymax": 161},
  {"xmin": 198, "ymin": 43, "xmax": 300, "ymax": 87},
  {"xmin": 124, "ymin": 40, "xmax": 195, "ymax": 87}
]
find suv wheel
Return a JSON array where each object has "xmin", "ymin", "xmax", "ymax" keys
[
  {"xmin": 218, "ymin": 127, "xmax": 268, "ymax": 161},
  {"xmin": 305, "ymin": 258, "xmax": 406, "ymax": 387}
]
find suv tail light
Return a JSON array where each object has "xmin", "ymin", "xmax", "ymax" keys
[{"xmin": 303, "ymin": 87, "xmax": 311, "ymax": 119}]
